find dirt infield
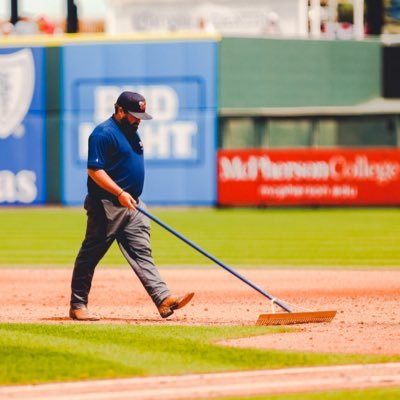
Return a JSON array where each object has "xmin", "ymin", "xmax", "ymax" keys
[
  {"xmin": 1, "ymin": 267, "xmax": 399, "ymax": 355},
  {"xmin": 1, "ymin": 267, "xmax": 400, "ymax": 398}
]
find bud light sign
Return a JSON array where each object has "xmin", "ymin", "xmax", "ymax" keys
[
  {"xmin": 218, "ymin": 149, "xmax": 400, "ymax": 206},
  {"xmin": 62, "ymin": 41, "xmax": 217, "ymax": 205},
  {"xmin": 76, "ymin": 84, "xmax": 201, "ymax": 163},
  {"xmin": 0, "ymin": 47, "xmax": 46, "ymax": 204}
]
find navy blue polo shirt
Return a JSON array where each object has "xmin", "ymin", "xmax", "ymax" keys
[{"xmin": 87, "ymin": 117, "xmax": 144, "ymax": 200}]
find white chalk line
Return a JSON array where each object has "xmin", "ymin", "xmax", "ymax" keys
[
  {"xmin": 7, "ymin": 374, "xmax": 400, "ymax": 400},
  {"xmin": 1, "ymin": 363, "xmax": 400, "ymax": 400},
  {"xmin": 3, "ymin": 362, "xmax": 400, "ymax": 393}
]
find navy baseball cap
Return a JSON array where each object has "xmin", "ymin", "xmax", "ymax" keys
[{"xmin": 116, "ymin": 91, "xmax": 153, "ymax": 120}]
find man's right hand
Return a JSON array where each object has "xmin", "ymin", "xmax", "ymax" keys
[
  {"xmin": 118, "ymin": 191, "xmax": 137, "ymax": 210},
  {"xmin": 87, "ymin": 169, "xmax": 137, "ymax": 210}
]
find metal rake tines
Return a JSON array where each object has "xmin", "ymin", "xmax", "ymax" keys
[{"xmin": 256, "ymin": 310, "xmax": 337, "ymax": 326}]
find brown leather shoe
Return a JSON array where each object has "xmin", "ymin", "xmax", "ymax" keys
[
  {"xmin": 158, "ymin": 292, "xmax": 194, "ymax": 318},
  {"xmin": 69, "ymin": 306, "xmax": 100, "ymax": 321}
]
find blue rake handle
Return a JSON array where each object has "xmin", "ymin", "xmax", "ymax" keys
[{"xmin": 136, "ymin": 206, "xmax": 292, "ymax": 313}]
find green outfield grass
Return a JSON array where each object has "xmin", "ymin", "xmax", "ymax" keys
[
  {"xmin": 0, "ymin": 207, "xmax": 399, "ymax": 267},
  {"xmin": 215, "ymin": 387, "xmax": 400, "ymax": 400},
  {"xmin": 0, "ymin": 324, "xmax": 399, "ymax": 386}
]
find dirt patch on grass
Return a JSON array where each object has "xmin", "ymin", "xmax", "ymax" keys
[{"xmin": 1, "ymin": 268, "xmax": 399, "ymax": 355}]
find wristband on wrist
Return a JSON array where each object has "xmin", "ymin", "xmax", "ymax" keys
[{"xmin": 117, "ymin": 190, "xmax": 124, "ymax": 198}]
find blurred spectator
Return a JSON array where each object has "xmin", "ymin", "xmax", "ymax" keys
[
  {"xmin": 263, "ymin": 11, "xmax": 280, "ymax": 35},
  {"xmin": 0, "ymin": 21, "xmax": 14, "ymax": 36},
  {"xmin": 198, "ymin": 16, "xmax": 216, "ymax": 33},
  {"xmin": 37, "ymin": 15, "xmax": 57, "ymax": 34},
  {"xmin": 14, "ymin": 16, "xmax": 39, "ymax": 35},
  {"xmin": 388, "ymin": 0, "xmax": 400, "ymax": 20},
  {"xmin": 336, "ymin": 21, "xmax": 354, "ymax": 39}
]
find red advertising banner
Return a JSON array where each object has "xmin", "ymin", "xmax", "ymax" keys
[{"xmin": 218, "ymin": 149, "xmax": 400, "ymax": 206}]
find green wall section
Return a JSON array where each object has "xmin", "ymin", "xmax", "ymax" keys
[
  {"xmin": 45, "ymin": 46, "xmax": 61, "ymax": 203},
  {"xmin": 219, "ymin": 38, "xmax": 381, "ymax": 109}
]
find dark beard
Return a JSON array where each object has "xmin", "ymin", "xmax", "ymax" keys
[{"xmin": 119, "ymin": 116, "xmax": 139, "ymax": 136}]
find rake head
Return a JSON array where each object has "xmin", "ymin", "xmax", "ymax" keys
[{"xmin": 256, "ymin": 310, "xmax": 337, "ymax": 326}]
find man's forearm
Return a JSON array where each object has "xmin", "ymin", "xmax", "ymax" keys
[
  {"xmin": 88, "ymin": 169, "xmax": 123, "ymax": 197},
  {"xmin": 88, "ymin": 168, "xmax": 137, "ymax": 210}
]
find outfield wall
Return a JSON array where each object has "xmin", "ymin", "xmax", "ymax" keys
[
  {"xmin": 60, "ymin": 40, "xmax": 218, "ymax": 205},
  {"xmin": 219, "ymin": 38, "xmax": 381, "ymax": 108},
  {"xmin": 0, "ymin": 35, "xmax": 397, "ymax": 206},
  {"xmin": 0, "ymin": 36, "xmax": 219, "ymax": 206},
  {"xmin": 218, "ymin": 148, "xmax": 400, "ymax": 206},
  {"xmin": 0, "ymin": 47, "xmax": 47, "ymax": 204}
]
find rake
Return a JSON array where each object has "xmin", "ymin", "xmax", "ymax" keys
[{"xmin": 137, "ymin": 206, "xmax": 336, "ymax": 326}]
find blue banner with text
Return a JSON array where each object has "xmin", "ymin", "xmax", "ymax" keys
[
  {"xmin": 0, "ymin": 47, "xmax": 46, "ymax": 205},
  {"xmin": 62, "ymin": 40, "xmax": 218, "ymax": 205}
]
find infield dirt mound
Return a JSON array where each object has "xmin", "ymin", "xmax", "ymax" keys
[{"xmin": 1, "ymin": 268, "xmax": 399, "ymax": 355}]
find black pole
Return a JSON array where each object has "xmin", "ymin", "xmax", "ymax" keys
[
  {"xmin": 66, "ymin": 0, "xmax": 78, "ymax": 33},
  {"xmin": 10, "ymin": 0, "xmax": 18, "ymax": 25},
  {"xmin": 365, "ymin": 0, "xmax": 384, "ymax": 35}
]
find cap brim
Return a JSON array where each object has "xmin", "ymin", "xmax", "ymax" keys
[{"xmin": 127, "ymin": 111, "xmax": 153, "ymax": 120}]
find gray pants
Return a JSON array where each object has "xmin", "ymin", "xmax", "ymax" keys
[{"xmin": 70, "ymin": 195, "xmax": 171, "ymax": 309}]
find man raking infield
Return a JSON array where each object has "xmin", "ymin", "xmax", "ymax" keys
[{"xmin": 69, "ymin": 91, "xmax": 194, "ymax": 321}]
